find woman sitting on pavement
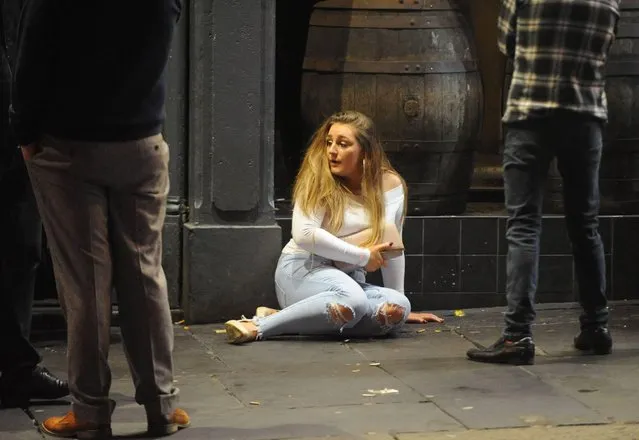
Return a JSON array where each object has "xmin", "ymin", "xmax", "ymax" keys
[{"xmin": 224, "ymin": 110, "xmax": 443, "ymax": 344}]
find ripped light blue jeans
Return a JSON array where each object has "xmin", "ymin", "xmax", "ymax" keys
[{"xmin": 255, "ymin": 253, "xmax": 411, "ymax": 339}]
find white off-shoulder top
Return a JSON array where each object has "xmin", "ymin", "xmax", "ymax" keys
[{"xmin": 281, "ymin": 185, "xmax": 405, "ymax": 292}]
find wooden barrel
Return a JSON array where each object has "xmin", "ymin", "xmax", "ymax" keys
[
  {"xmin": 275, "ymin": 0, "xmax": 323, "ymax": 200},
  {"xmin": 599, "ymin": 1, "xmax": 639, "ymax": 214},
  {"xmin": 467, "ymin": 0, "xmax": 507, "ymax": 155},
  {"xmin": 301, "ymin": 0, "xmax": 482, "ymax": 215}
]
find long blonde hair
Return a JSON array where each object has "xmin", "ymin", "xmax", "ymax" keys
[{"xmin": 293, "ymin": 110, "xmax": 408, "ymax": 247}]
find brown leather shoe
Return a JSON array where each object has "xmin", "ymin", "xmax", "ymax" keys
[
  {"xmin": 147, "ymin": 408, "xmax": 191, "ymax": 436},
  {"xmin": 41, "ymin": 411, "xmax": 112, "ymax": 439}
]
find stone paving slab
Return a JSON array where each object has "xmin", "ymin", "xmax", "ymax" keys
[
  {"xmin": 389, "ymin": 361, "xmax": 606, "ymax": 429},
  {"xmin": 287, "ymin": 435, "xmax": 392, "ymax": 440},
  {"xmin": 191, "ymin": 326, "xmax": 369, "ymax": 371},
  {"xmin": 213, "ymin": 360, "xmax": 425, "ymax": 409},
  {"xmin": 528, "ymin": 360, "xmax": 639, "ymax": 423},
  {"xmin": 342, "ymin": 324, "xmax": 468, "ymax": 363},
  {"xmin": 153, "ymin": 402, "xmax": 462, "ymax": 440},
  {"xmin": 354, "ymin": 326, "xmax": 589, "ymax": 430},
  {"xmin": 0, "ymin": 408, "xmax": 42, "ymax": 440},
  {"xmin": 0, "ymin": 432, "xmax": 43, "ymax": 440},
  {"xmin": 286, "ymin": 423, "xmax": 639, "ymax": 440},
  {"xmin": 8, "ymin": 303, "xmax": 639, "ymax": 440},
  {"xmin": 397, "ymin": 423, "xmax": 639, "ymax": 440}
]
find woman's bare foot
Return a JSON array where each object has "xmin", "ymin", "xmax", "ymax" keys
[
  {"xmin": 255, "ymin": 306, "xmax": 279, "ymax": 318},
  {"xmin": 224, "ymin": 319, "xmax": 259, "ymax": 344},
  {"xmin": 406, "ymin": 312, "xmax": 444, "ymax": 324}
]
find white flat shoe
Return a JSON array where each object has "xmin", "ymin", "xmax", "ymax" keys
[{"xmin": 224, "ymin": 319, "xmax": 258, "ymax": 344}]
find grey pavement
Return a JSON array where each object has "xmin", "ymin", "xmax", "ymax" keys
[{"xmin": 3, "ymin": 302, "xmax": 639, "ymax": 440}]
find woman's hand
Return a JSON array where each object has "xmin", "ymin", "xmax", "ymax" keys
[
  {"xmin": 364, "ymin": 242, "xmax": 393, "ymax": 272},
  {"xmin": 407, "ymin": 312, "xmax": 444, "ymax": 324}
]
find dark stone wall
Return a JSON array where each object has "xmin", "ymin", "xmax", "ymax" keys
[
  {"xmin": 1, "ymin": 0, "xmax": 23, "ymax": 64},
  {"xmin": 278, "ymin": 214, "xmax": 636, "ymax": 312},
  {"xmin": 183, "ymin": 0, "xmax": 281, "ymax": 323}
]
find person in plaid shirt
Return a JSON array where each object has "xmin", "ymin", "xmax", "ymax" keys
[{"xmin": 467, "ymin": 0, "xmax": 620, "ymax": 365}]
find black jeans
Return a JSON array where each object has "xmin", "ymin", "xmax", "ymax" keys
[
  {"xmin": 1, "ymin": 15, "xmax": 41, "ymax": 374},
  {"xmin": 0, "ymin": 53, "xmax": 42, "ymax": 372},
  {"xmin": 0, "ymin": 150, "xmax": 42, "ymax": 373},
  {"xmin": 502, "ymin": 111, "xmax": 608, "ymax": 338}
]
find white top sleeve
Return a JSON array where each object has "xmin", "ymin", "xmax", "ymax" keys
[
  {"xmin": 289, "ymin": 186, "xmax": 406, "ymax": 292},
  {"xmin": 291, "ymin": 204, "xmax": 371, "ymax": 267},
  {"xmin": 380, "ymin": 187, "xmax": 406, "ymax": 293}
]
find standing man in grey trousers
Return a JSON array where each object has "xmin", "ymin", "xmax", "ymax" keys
[{"xmin": 10, "ymin": 0, "xmax": 190, "ymax": 437}]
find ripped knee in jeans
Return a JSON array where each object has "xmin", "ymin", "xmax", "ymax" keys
[
  {"xmin": 375, "ymin": 302, "xmax": 406, "ymax": 327},
  {"xmin": 326, "ymin": 303, "xmax": 355, "ymax": 326}
]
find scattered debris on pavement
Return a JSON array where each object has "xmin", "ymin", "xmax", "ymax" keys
[{"xmin": 363, "ymin": 388, "xmax": 399, "ymax": 396}]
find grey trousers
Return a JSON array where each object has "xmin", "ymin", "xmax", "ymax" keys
[{"xmin": 26, "ymin": 134, "xmax": 178, "ymax": 424}]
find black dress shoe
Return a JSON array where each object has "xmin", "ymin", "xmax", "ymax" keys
[
  {"xmin": 29, "ymin": 366, "xmax": 69, "ymax": 400},
  {"xmin": 0, "ymin": 366, "xmax": 69, "ymax": 407},
  {"xmin": 574, "ymin": 327, "xmax": 613, "ymax": 355},
  {"xmin": 466, "ymin": 336, "xmax": 535, "ymax": 365}
]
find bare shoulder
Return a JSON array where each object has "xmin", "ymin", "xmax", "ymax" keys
[{"xmin": 382, "ymin": 171, "xmax": 403, "ymax": 192}]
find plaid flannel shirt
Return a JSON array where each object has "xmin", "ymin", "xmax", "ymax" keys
[{"xmin": 498, "ymin": 0, "xmax": 620, "ymax": 123}]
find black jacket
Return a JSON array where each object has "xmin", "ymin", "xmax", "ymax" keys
[
  {"xmin": 1, "ymin": 0, "xmax": 29, "ymax": 199},
  {"xmin": 1, "ymin": 0, "xmax": 14, "ymax": 152},
  {"xmin": 9, "ymin": 0, "xmax": 182, "ymax": 146}
]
